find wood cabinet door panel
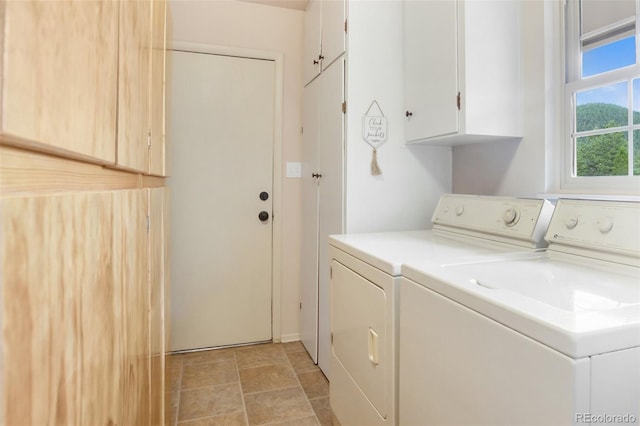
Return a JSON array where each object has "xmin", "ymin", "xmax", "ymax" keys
[
  {"xmin": 118, "ymin": 0, "xmax": 152, "ymax": 172},
  {"xmin": 2, "ymin": 0, "xmax": 118, "ymax": 162},
  {"xmin": 149, "ymin": 187, "xmax": 167, "ymax": 425},
  {"xmin": 1, "ymin": 188, "xmax": 152, "ymax": 425},
  {"xmin": 149, "ymin": 0, "xmax": 167, "ymax": 177},
  {"xmin": 1, "ymin": 192, "xmax": 123, "ymax": 425},
  {"xmin": 112, "ymin": 189, "xmax": 150, "ymax": 426}
]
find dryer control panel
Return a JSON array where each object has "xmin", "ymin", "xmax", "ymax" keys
[
  {"xmin": 431, "ymin": 194, "xmax": 554, "ymax": 246},
  {"xmin": 546, "ymin": 199, "xmax": 640, "ymax": 262}
]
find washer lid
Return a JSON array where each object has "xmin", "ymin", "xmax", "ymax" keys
[{"xmin": 402, "ymin": 255, "xmax": 640, "ymax": 359}]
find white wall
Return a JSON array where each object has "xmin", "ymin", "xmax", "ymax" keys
[
  {"xmin": 452, "ymin": 0, "xmax": 551, "ymax": 197},
  {"xmin": 345, "ymin": 0, "xmax": 452, "ymax": 233},
  {"xmin": 168, "ymin": 0, "xmax": 304, "ymax": 341}
]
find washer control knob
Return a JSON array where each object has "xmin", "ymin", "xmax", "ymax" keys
[
  {"xmin": 503, "ymin": 208, "xmax": 519, "ymax": 226},
  {"xmin": 565, "ymin": 216, "xmax": 578, "ymax": 229},
  {"xmin": 455, "ymin": 206, "xmax": 464, "ymax": 216},
  {"xmin": 597, "ymin": 217, "xmax": 613, "ymax": 234}
]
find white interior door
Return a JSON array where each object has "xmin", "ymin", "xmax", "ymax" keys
[{"xmin": 169, "ymin": 50, "xmax": 275, "ymax": 351}]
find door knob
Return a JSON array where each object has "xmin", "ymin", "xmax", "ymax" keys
[
  {"xmin": 259, "ymin": 191, "xmax": 269, "ymax": 201},
  {"xmin": 258, "ymin": 211, "xmax": 270, "ymax": 222}
]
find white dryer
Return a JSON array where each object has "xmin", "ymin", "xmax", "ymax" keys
[
  {"xmin": 400, "ymin": 199, "xmax": 640, "ymax": 426},
  {"xmin": 328, "ymin": 194, "xmax": 554, "ymax": 426}
]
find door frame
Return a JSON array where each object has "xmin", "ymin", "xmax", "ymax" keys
[{"xmin": 171, "ymin": 41, "xmax": 284, "ymax": 343}]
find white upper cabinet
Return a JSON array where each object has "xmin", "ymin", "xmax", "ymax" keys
[
  {"xmin": 320, "ymin": 0, "xmax": 346, "ymax": 70},
  {"xmin": 403, "ymin": 0, "xmax": 522, "ymax": 145},
  {"xmin": 303, "ymin": 0, "xmax": 346, "ymax": 86},
  {"xmin": 303, "ymin": 0, "xmax": 322, "ymax": 85}
]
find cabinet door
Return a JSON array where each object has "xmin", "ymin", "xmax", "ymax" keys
[
  {"xmin": 300, "ymin": 59, "xmax": 345, "ymax": 373},
  {"xmin": 149, "ymin": 188, "xmax": 168, "ymax": 425},
  {"xmin": 118, "ymin": 0, "xmax": 152, "ymax": 172},
  {"xmin": 321, "ymin": 0, "xmax": 346, "ymax": 69},
  {"xmin": 301, "ymin": 76, "xmax": 320, "ymax": 361},
  {"xmin": 149, "ymin": 0, "xmax": 167, "ymax": 177},
  {"xmin": 113, "ymin": 189, "xmax": 150, "ymax": 426},
  {"xmin": 1, "ymin": 0, "xmax": 118, "ymax": 163},
  {"xmin": 1, "ymin": 191, "xmax": 124, "ymax": 425},
  {"xmin": 303, "ymin": 0, "xmax": 322, "ymax": 85},
  {"xmin": 317, "ymin": 59, "xmax": 344, "ymax": 376},
  {"xmin": 404, "ymin": 0, "xmax": 459, "ymax": 142}
]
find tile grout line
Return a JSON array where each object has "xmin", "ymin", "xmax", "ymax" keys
[
  {"xmin": 174, "ymin": 357, "xmax": 184, "ymax": 426},
  {"xmin": 286, "ymin": 349, "xmax": 324, "ymax": 426},
  {"xmin": 234, "ymin": 349, "xmax": 252, "ymax": 426}
]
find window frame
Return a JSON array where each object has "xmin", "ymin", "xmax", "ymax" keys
[{"xmin": 561, "ymin": 0, "xmax": 640, "ymax": 194}]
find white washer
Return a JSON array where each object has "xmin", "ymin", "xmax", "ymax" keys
[
  {"xmin": 328, "ymin": 194, "xmax": 554, "ymax": 426},
  {"xmin": 400, "ymin": 199, "xmax": 640, "ymax": 426}
]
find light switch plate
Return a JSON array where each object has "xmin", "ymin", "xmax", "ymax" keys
[{"xmin": 286, "ymin": 162, "xmax": 302, "ymax": 178}]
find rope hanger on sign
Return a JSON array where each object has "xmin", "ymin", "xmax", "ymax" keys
[{"xmin": 362, "ymin": 100, "xmax": 388, "ymax": 176}]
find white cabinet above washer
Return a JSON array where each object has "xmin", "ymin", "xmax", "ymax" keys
[{"xmin": 403, "ymin": 0, "xmax": 523, "ymax": 146}]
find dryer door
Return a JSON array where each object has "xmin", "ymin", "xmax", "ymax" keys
[{"xmin": 332, "ymin": 260, "xmax": 387, "ymax": 417}]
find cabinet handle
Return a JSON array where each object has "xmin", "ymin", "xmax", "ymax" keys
[
  {"xmin": 313, "ymin": 59, "xmax": 319, "ymax": 65},
  {"xmin": 312, "ymin": 173, "xmax": 322, "ymax": 178},
  {"xmin": 318, "ymin": 54, "xmax": 325, "ymax": 60},
  {"xmin": 405, "ymin": 111, "xmax": 413, "ymax": 118}
]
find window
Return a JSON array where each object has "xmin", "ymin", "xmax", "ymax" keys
[{"xmin": 564, "ymin": 0, "xmax": 640, "ymax": 190}]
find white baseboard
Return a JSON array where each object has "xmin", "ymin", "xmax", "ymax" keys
[{"xmin": 279, "ymin": 333, "xmax": 301, "ymax": 343}]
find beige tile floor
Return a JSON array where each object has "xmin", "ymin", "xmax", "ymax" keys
[{"xmin": 166, "ymin": 342, "xmax": 335, "ymax": 426}]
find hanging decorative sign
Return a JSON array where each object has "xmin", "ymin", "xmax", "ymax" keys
[{"xmin": 362, "ymin": 100, "xmax": 388, "ymax": 176}]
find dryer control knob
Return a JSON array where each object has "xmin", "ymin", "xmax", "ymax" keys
[
  {"xmin": 503, "ymin": 208, "xmax": 519, "ymax": 226},
  {"xmin": 455, "ymin": 206, "xmax": 464, "ymax": 216},
  {"xmin": 565, "ymin": 216, "xmax": 578, "ymax": 229},
  {"xmin": 597, "ymin": 217, "xmax": 613, "ymax": 234}
]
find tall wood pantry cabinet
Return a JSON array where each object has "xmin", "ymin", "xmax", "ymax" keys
[{"xmin": 0, "ymin": 0, "xmax": 171, "ymax": 424}]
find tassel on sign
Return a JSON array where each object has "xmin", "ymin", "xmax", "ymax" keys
[{"xmin": 371, "ymin": 148, "xmax": 382, "ymax": 176}]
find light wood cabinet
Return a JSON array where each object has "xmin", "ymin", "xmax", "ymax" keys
[
  {"xmin": 1, "ymin": 0, "xmax": 169, "ymax": 175},
  {"xmin": 0, "ymin": 189, "xmax": 153, "ymax": 425},
  {"xmin": 303, "ymin": 0, "xmax": 345, "ymax": 86},
  {"xmin": 150, "ymin": 0, "xmax": 168, "ymax": 177},
  {"xmin": 118, "ymin": 0, "xmax": 153, "ymax": 172},
  {"xmin": 403, "ymin": 0, "xmax": 522, "ymax": 145},
  {"xmin": 115, "ymin": 189, "xmax": 151, "ymax": 425},
  {"xmin": 1, "ymin": 0, "xmax": 170, "ymax": 423},
  {"xmin": 149, "ymin": 187, "xmax": 169, "ymax": 426},
  {"xmin": 1, "ymin": 0, "xmax": 119, "ymax": 163}
]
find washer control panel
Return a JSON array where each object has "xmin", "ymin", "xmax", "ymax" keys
[
  {"xmin": 432, "ymin": 194, "xmax": 554, "ymax": 244},
  {"xmin": 546, "ymin": 199, "xmax": 640, "ymax": 257}
]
